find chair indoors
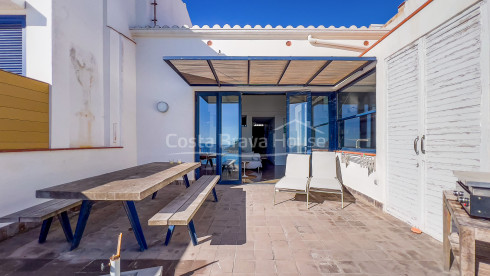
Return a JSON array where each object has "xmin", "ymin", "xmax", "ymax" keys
[
  {"xmin": 309, "ymin": 151, "xmax": 344, "ymax": 208},
  {"xmin": 273, "ymin": 154, "xmax": 311, "ymax": 208}
]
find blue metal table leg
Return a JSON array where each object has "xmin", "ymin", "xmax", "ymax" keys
[
  {"xmin": 122, "ymin": 201, "xmax": 148, "ymax": 251},
  {"xmin": 57, "ymin": 211, "xmax": 74, "ymax": 243},
  {"xmin": 71, "ymin": 200, "xmax": 93, "ymax": 250},
  {"xmin": 38, "ymin": 217, "xmax": 53, "ymax": 244},
  {"xmin": 164, "ymin": 225, "xmax": 175, "ymax": 246},
  {"xmin": 212, "ymin": 188, "xmax": 218, "ymax": 202},
  {"xmin": 183, "ymin": 175, "xmax": 190, "ymax": 188},
  {"xmin": 152, "ymin": 191, "xmax": 158, "ymax": 199},
  {"xmin": 187, "ymin": 220, "xmax": 198, "ymax": 246}
]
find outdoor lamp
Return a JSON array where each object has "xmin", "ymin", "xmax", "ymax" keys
[{"xmin": 156, "ymin": 101, "xmax": 169, "ymax": 113}]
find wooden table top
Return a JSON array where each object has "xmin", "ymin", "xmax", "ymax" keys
[
  {"xmin": 36, "ymin": 162, "xmax": 200, "ymax": 201},
  {"xmin": 443, "ymin": 191, "xmax": 490, "ymax": 240}
]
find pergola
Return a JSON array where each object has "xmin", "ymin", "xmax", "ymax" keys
[{"xmin": 164, "ymin": 56, "xmax": 376, "ymax": 88}]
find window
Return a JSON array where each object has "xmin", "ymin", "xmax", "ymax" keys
[
  {"xmin": 0, "ymin": 15, "xmax": 25, "ymax": 75},
  {"xmin": 312, "ymin": 95, "xmax": 335, "ymax": 150},
  {"xmin": 338, "ymin": 91, "xmax": 376, "ymax": 151},
  {"xmin": 336, "ymin": 71, "xmax": 376, "ymax": 152}
]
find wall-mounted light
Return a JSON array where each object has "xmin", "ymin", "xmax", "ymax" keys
[{"xmin": 156, "ymin": 101, "xmax": 169, "ymax": 113}]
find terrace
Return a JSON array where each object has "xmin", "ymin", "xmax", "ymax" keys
[
  {"xmin": 0, "ymin": 183, "xmax": 456, "ymax": 275},
  {"xmin": 1, "ymin": 0, "xmax": 490, "ymax": 275}
]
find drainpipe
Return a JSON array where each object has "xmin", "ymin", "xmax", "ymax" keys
[{"xmin": 307, "ymin": 35, "xmax": 367, "ymax": 53}]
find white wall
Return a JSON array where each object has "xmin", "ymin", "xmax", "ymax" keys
[
  {"xmin": 51, "ymin": 0, "xmax": 106, "ymax": 148},
  {"xmin": 337, "ymin": 153, "xmax": 380, "ymax": 202},
  {"xmin": 134, "ymin": 34, "xmax": 369, "ymax": 168},
  {"xmin": 242, "ymin": 95, "xmax": 287, "ymax": 165},
  {"xmin": 134, "ymin": 0, "xmax": 191, "ymax": 28},
  {"xmin": 368, "ymin": 0, "xmax": 484, "ymax": 208},
  {"xmin": 368, "ymin": 0, "xmax": 489, "ymax": 240},
  {"xmin": 0, "ymin": 0, "xmax": 138, "ymax": 228},
  {"xmin": 24, "ymin": 0, "xmax": 52, "ymax": 83}
]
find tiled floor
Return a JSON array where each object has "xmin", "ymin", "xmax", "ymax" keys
[{"xmin": 0, "ymin": 183, "xmax": 463, "ymax": 275}]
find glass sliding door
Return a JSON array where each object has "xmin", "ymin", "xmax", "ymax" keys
[
  {"xmin": 196, "ymin": 94, "xmax": 217, "ymax": 175},
  {"xmin": 312, "ymin": 93, "xmax": 336, "ymax": 151},
  {"xmin": 196, "ymin": 92, "xmax": 242, "ymax": 184},
  {"xmin": 219, "ymin": 94, "xmax": 241, "ymax": 183},
  {"xmin": 287, "ymin": 93, "xmax": 312, "ymax": 154}
]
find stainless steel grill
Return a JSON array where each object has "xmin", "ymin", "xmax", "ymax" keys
[{"xmin": 453, "ymin": 171, "xmax": 490, "ymax": 219}]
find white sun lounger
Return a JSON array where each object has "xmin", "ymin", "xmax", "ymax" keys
[
  {"xmin": 309, "ymin": 151, "xmax": 344, "ymax": 208},
  {"xmin": 273, "ymin": 154, "xmax": 311, "ymax": 208}
]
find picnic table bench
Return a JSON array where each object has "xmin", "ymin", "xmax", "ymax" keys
[
  {"xmin": 149, "ymin": 175, "xmax": 220, "ymax": 246},
  {"xmin": 0, "ymin": 199, "xmax": 82, "ymax": 244},
  {"xmin": 35, "ymin": 162, "xmax": 200, "ymax": 251}
]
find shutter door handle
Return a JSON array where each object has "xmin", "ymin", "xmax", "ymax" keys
[
  {"xmin": 414, "ymin": 136, "xmax": 420, "ymax": 155},
  {"xmin": 421, "ymin": 135, "xmax": 426, "ymax": 154}
]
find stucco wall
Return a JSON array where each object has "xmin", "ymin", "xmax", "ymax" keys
[
  {"xmin": 24, "ymin": 0, "xmax": 52, "ymax": 83},
  {"xmin": 369, "ymin": 0, "xmax": 489, "ymax": 240},
  {"xmin": 134, "ymin": 0, "xmax": 191, "ymax": 28},
  {"xmin": 0, "ymin": 0, "xmax": 138, "ymax": 228},
  {"xmin": 134, "ymin": 36, "xmax": 362, "ymax": 167},
  {"xmin": 371, "ymin": 0, "xmax": 486, "ymax": 207}
]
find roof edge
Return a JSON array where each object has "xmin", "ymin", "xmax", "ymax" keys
[{"xmin": 131, "ymin": 27, "xmax": 390, "ymax": 40}]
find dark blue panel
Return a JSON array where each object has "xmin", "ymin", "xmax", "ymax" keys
[
  {"xmin": 0, "ymin": 15, "xmax": 25, "ymax": 75},
  {"xmin": 329, "ymin": 93, "xmax": 338, "ymax": 151},
  {"xmin": 0, "ymin": 15, "xmax": 26, "ymax": 27}
]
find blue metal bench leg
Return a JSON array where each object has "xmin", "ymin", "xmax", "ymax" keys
[
  {"xmin": 122, "ymin": 201, "xmax": 148, "ymax": 251},
  {"xmin": 212, "ymin": 188, "xmax": 218, "ymax": 202},
  {"xmin": 164, "ymin": 225, "xmax": 175, "ymax": 246},
  {"xmin": 187, "ymin": 220, "xmax": 198, "ymax": 246},
  {"xmin": 57, "ymin": 211, "xmax": 74, "ymax": 243},
  {"xmin": 183, "ymin": 175, "xmax": 190, "ymax": 188},
  {"xmin": 71, "ymin": 200, "xmax": 93, "ymax": 250},
  {"xmin": 38, "ymin": 217, "xmax": 53, "ymax": 244},
  {"xmin": 152, "ymin": 191, "xmax": 158, "ymax": 199}
]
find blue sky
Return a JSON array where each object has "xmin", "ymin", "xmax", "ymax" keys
[{"xmin": 184, "ymin": 0, "xmax": 403, "ymax": 27}]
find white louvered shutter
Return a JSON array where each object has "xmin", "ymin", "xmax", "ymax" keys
[
  {"xmin": 0, "ymin": 21, "xmax": 23, "ymax": 75},
  {"xmin": 386, "ymin": 43, "xmax": 423, "ymax": 228},
  {"xmin": 423, "ymin": 4, "xmax": 482, "ymax": 239}
]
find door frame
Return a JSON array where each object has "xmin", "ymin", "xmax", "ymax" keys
[
  {"xmin": 286, "ymin": 92, "xmax": 312, "ymax": 154},
  {"xmin": 195, "ymin": 91, "xmax": 242, "ymax": 185},
  {"xmin": 286, "ymin": 92, "xmax": 338, "ymax": 153}
]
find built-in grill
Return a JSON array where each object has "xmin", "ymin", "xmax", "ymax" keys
[{"xmin": 453, "ymin": 171, "xmax": 490, "ymax": 219}]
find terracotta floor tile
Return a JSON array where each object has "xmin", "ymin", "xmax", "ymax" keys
[
  {"xmin": 233, "ymin": 260, "xmax": 255, "ymax": 273},
  {"xmin": 210, "ymin": 259, "xmax": 234, "ymax": 274},
  {"xmin": 337, "ymin": 260, "xmax": 361, "ymax": 273},
  {"xmin": 0, "ymin": 184, "xmax": 461, "ymax": 276},
  {"xmin": 318, "ymin": 261, "xmax": 342, "ymax": 274},
  {"xmin": 254, "ymin": 249, "xmax": 274, "ymax": 260},
  {"xmin": 357, "ymin": 261, "xmax": 387, "ymax": 274},
  {"xmin": 275, "ymin": 260, "xmax": 298, "ymax": 274},
  {"xmin": 255, "ymin": 260, "xmax": 276, "ymax": 274},
  {"xmin": 272, "ymin": 247, "xmax": 293, "ymax": 260},
  {"xmin": 235, "ymin": 249, "xmax": 254, "ymax": 260},
  {"xmin": 295, "ymin": 261, "xmax": 320, "ymax": 274}
]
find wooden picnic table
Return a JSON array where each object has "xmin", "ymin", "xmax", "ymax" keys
[
  {"xmin": 36, "ymin": 162, "xmax": 200, "ymax": 251},
  {"xmin": 443, "ymin": 190, "xmax": 490, "ymax": 275}
]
